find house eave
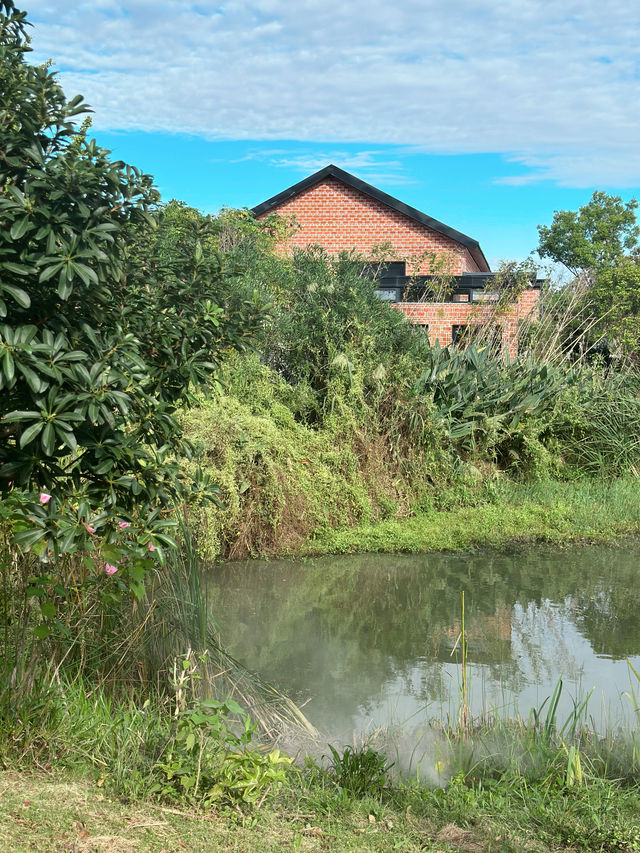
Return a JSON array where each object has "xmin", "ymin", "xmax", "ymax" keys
[{"xmin": 251, "ymin": 164, "xmax": 492, "ymax": 273}]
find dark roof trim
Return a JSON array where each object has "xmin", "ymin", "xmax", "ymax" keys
[{"xmin": 251, "ymin": 164, "xmax": 491, "ymax": 273}]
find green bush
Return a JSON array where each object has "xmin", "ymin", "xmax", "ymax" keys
[{"xmin": 326, "ymin": 744, "xmax": 391, "ymax": 797}]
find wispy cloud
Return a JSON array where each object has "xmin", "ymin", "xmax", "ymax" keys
[
  {"xmin": 26, "ymin": 0, "xmax": 640, "ymax": 187},
  {"xmin": 238, "ymin": 149, "xmax": 415, "ymax": 184},
  {"xmin": 495, "ymin": 151, "xmax": 640, "ymax": 188}
]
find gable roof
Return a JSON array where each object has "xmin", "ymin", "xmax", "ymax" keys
[{"xmin": 251, "ymin": 164, "xmax": 491, "ymax": 273}]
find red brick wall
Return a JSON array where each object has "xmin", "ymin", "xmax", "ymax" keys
[
  {"xmin": 395, "ymin": 287, "xmax": 540, "ymax": 358},
  {"xmin": 256, "ymin": 175, "xmax": 539, "ymax": 354},
  {"xmin": 257, "ymin": 177, "xmax": 477, "ymax": 274}
]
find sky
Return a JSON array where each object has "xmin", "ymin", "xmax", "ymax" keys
[{"xmin": 26, "ymin": 0, "xmax": 640, "ymax": 266}]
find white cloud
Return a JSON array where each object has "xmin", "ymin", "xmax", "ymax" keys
[
  {"xmin": 25, "ymin": 0, "xmax": 640, "ymax": 187},
  {"xmin": 237, "ymin": 149, "xmax": 415, "ymax": 184}
]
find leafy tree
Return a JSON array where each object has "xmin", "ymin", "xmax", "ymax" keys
[
  {"xmin": 0, "ymin": 1, "xmax": 267, "ymax": 614},
  {"xmin": 260, "ymin": 247, "xmax": 428, "ymax": 414},
  {"xmin": 589, "ymin": 259, "xmax": 640, "ymax": 356},
  {"xmin": 121, "ymin": 200, "xmax": 270, "ymax": 404},
  {"xmin": 537, "ymin": 191, "xmax": 639, "ymax": 275}
]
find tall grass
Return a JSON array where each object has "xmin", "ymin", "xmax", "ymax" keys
[
  {"xmin": 139, "ymin": 528, "xmax": 317, "ymax": 738},
  {"xmin": 435, "ymin": 675, "xmax": 640, "ymax": 788},
  {"xmin": 0, "ymin": 525, "xmax": 316, "ymax": 754},
  {"xmin": 369, "ymin": 657, "xmax": 640, "ymax": 798}
]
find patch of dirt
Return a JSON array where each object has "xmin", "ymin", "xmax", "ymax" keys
[
  {"xmin": 435, "ymin": 823, "xmax": 486, "ymax": 852},
  {"xmin": 75, "ymin": 836, "xmax": 139, "ymax": 853}
]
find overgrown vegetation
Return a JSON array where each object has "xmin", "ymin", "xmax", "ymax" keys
[
  {"xmin": 179, "ymin": 237, "xmax": 640, "ymax": 559},
  {"xmin": 3, "ymin": 2, "xmax": 640, "ymax": 846}
]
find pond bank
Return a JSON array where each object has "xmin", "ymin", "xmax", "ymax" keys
[
  {"xmin": 298, "ymin": 477, "xmax": 640, "ymax": 556},
  {"xmin": 6, "ymin": 480, "xmax": 640, "ymax": 852}
]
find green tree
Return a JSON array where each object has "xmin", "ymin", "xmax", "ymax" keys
[
  {"xmin": 537, "ymin": 191, "xmax": 639, "ymax": 275},
  {"xmin": 589, "ymin": 259, "xmax": 640, "ymax": 356},
  {"xmin": 260, "ymin": 247, "xmax": 428, "ymax": 415},
  {"xmin": 0, "ymin": 1, "xmax": 267, "ymax": 610}
]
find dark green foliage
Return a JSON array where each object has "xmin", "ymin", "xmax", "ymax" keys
[
  {"xmin": 258, "ymin": 247, "xmax": 429, "ymax": 417},
  {"xmin": 151, "ymin": 690, "xmax": 290, "ymax": 807},
  {"xmin": 590, "ymin": 259, "xmax": 640, "ymax": 356},
  {"xmin": 122, "ymin": 200, "xmax": 270, "ymax": 403},
  {"xmin": 179, "ymin": 233, "xmax": 640, "ymax": 560},
  {"xmin": 0, "ymin": 2, "xmax": 267, "ymax": 603},
  {"xmin": 536, "ymin": 192, "xmax": 640, "ymax": 358},
  {"xmin": 542, "ymin": 369, "xmax": 640, "ymax": 475}
]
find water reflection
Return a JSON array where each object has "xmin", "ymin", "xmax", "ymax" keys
[{"xmin": 205, "ymin": 544, "xmax": 640, "ymax": 733}]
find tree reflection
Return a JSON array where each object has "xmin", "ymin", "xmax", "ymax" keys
[{"xmin": 206, "ymin": 543, "xmax": 640, "ymax": 730}]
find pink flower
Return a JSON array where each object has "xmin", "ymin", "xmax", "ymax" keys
[
  {"xmin": 118, "ymin": 522, "xmax": 130, "ymax": 529},
  {"xmin": 86, "ymin": 524, "xmax": 96, "ymax": 534},
  {"xmin": 104, "ymin": 563, "xmax": 118, "ymax": 576},
  {"xmin": 39, "ymin": 493, "xmax": 51, "ymax": 504},
  {"xmin": 148, "ymin": 542, "xmax": 156, "ymax": 552}
]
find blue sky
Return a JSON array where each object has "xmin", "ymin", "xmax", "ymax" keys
[{"xmin": 27, "ymin": 0, "xmax": 640, "ymax": 267}]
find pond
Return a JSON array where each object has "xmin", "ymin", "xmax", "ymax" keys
[{"xmin": 206, "ymin": 543, "xmax": 640, "ymax": 736}]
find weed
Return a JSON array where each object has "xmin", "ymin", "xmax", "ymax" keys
[{"xmin": 326, "ymin": 745, "xmax": 392, "ymax": 797}]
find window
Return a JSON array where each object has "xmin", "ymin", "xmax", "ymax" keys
[
  {"xmin": 451, "ymin": 324, "xmax": 468, "ymax": 346},
  {"xmin": 374, "ymin": 287, "xmax": 403, "ymax": 302},
  {"xmin": 471, "ymin": 289, "xmax": 499, "ymax": 303},
  {"xmin": 369, "ymin": 260, "xmax": 406, "ymax": 303},
  {"xmin": 362, "ymin": 261, "xmax": 406, "ymax": 281},
  {"xmin": 452, "ymin": 323, "xmax": 503, "ymax": 350}
]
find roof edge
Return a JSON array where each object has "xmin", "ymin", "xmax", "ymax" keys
[{"xmin": 250, "ymin": 164, "xmax": 491, "ymax": 273}]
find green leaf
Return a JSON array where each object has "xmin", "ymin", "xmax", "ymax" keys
[
  {"xmin": 2, "ymin": 409, "xmax": 40, "ymax": 422},
  {"xmin": 2, "ymin": 284, "xmax": 31, "ymax": 308},
  {"xmin": 40, "ymin": 600, "xmax": 56, "ymax": 618},
  {"xmin": 128, "ymin": 564, "xmax": 146, "ymax": 583},
  {"xmin": 101, "ymin": 545, "xmax": 122, "ymax": 563},
  {"xmin": 41, "ymin": 422, "xmax": 55, "ymax": 455},
  {"xmin": 91, "ymin": 223, "xmax": 118, "ymax": 232},
  {"xmin": 2, "ymin": 349, "xmax": 15, "ymax": 383},
  {"xmin": 57, "ymin": 274, "xmax": 73, "ymax": 300},
  {"xmin": 19, "ymin": 420, "xmax": 44, "ymax": 448},
  {"xmin": 1, "ymin": 261, "xmax": 32, "ymax": 276},
  {"xmin": 10, "ymin": 216, "xmax": 31, "ymax": 240},
  {"xmin": 59, "ymin": 526, "xmax": 78, "ymax": 553},
  {"xmin": 17, "ymin": 363, "xmax": 47, "ymax": 393},
  {"xmin": 39, "ymin": 263, "xmax": 62, "ymax": 283},
  {"xmin": 153, "ymin": 533, "xmax": 178, "ymax": 549},
  {"xmin": 54, "ymin": 424, "xmax": 77, "ymax": 452},
  {"xmin": 33, "ymin": 625, "xmax": 52, "ymax": 639},
  {"xmin": 224, "ymin": 699, "xmax": 245, "ymax": 715},
  {"xmin": 74, "ymin": 263, "xmax": 99, "ymax": 286},
  {"xmin": 13, "ymin": 527, "xmax": 47, "ymax": 548},
  {"xmin": 129, "ymin": 580, "xmax": 146, "ymax": 600}
]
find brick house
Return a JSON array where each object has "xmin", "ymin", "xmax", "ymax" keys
[{"xmin": 251, "ymin": 164, "xmax": 540, "ymax": 357}]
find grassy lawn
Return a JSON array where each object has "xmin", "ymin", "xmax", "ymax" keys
[
  {"xmin": 0, "ymin": 769, "xmax": 435, "ymax": 852},
  {"xmin": 3, "ymin": 768, "xmax": 640, "ymax": 853}
]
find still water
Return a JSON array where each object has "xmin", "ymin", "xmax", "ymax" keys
[{"xmin": 207, "ymin": 543, "xmax": 640, "ymax": 734}]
